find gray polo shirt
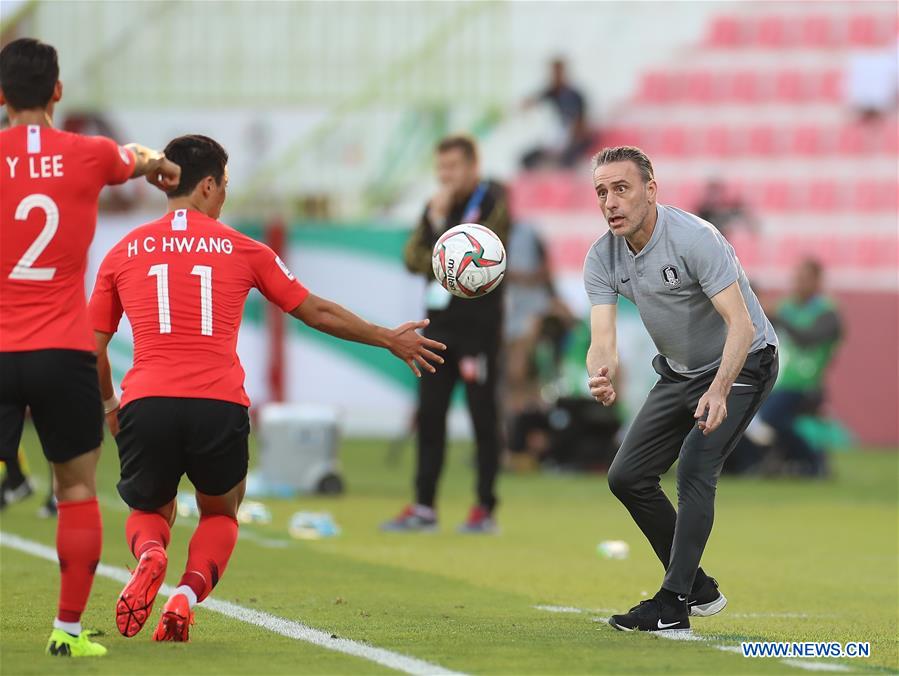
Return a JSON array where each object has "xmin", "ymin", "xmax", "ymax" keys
[{"xmin": 583, "ymin": 204, "xmax": 777, "ymax": 376}]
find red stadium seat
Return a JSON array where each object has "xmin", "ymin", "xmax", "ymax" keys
[
  {"xmin": 685, "ymin": 71, "xmax": 716, "ymax": 103},
  {"xmin": 707, "ymin": 16, "xmax": 743, "ymax": 47},
  {"xmin": 731, "ymin": 70, "xmax": 762, "ymax": 102},
  {"xmin": 747, "ymin": 125, "xmax": 779, "ymax": 156},
  {"xmin": 757, "ymin": 16, "xmax": 789, "ymax": 47},
  {"xmin": 774, "ymin": 69, "xmax": 804, "ymax": 102},
  {"xmin": 799, "ymin": 15, "xmax": 836, "ymax": 48},
  {"xmin": 792, "ymin": 126, "xmax": 825, "ymax": 156},
  {"xmin": 848, "ymin": 14, "xmax": 880, "ymax": 47}
]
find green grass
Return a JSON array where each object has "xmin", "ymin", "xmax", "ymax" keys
[{"xmin": 2, "ymin": 424, "xmax": 897, "ymax": 674}]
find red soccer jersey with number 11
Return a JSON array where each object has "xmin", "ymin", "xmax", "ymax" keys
[
  {"xmin": 0, "ymin": 125, "xmax": 135, "ymax": 352},
  {"xmin": 89, "ymin": 209, "xmax": 309, "ymax": 407}
]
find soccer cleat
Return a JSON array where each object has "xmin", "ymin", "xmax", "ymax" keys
[
  {"xmin": 153, "ymin": 594, "xmax": 194, "ymax": 642},
  {"xmin": 116, "ymin": 547, "xmax": 168, "ymax": 637},
  {"xmin": 380, "ymin": 505, "xmax": 437, "ymax": 532},
  {"xmin": 46, "ymin": 628, "xmax": 108, "ymax": 657},
  {"xmin": 457, "ymin": 505, "xmax": 498, "ymax": 534},
  {"xmin": 689, "ymin": 576, "xmax": 727, "ymax": 617},
  {"xmin": 608, "ymin": 595, "xmax": 690, "ymax": 633}
]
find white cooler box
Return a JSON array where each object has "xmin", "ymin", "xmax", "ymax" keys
[{"xmin": 254, "ymin": 403, "xmax": 344, "ymax": 496}]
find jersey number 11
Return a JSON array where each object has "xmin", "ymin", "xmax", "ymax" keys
[{"xmin": 148, "ymin": 264, "xmax": 213, "ymax": 336}]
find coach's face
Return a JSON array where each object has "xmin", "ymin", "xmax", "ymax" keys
[{"xmin": 594, "ymin": 160, "xmax": 656, "ymax": 238}]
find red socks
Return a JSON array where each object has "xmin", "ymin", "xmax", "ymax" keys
[
  {"xmin": 178, "ymin": 514, "xmax": 239, "ymax": 603},
  {"xmin": 125, "ymin": 510, "xmax": 171, "ymax": 559},
  {"xmin": 56, "ymin": 498, "xmax": 103, "ymax": 623}
]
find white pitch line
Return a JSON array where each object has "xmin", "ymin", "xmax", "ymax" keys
[
  {"xmin": 779, "ymin": 660, "xmax": 852, "ymax": 672},
  {"xmin": 533, "ymin": 605, "xmax": 583, "ymax": 614},
  {"xmin": 0, "ymin": 531, "xmax": 465, "ymax": 676}
]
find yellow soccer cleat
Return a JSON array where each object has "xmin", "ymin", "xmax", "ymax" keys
[{"xmin": 46, "ymin": 628, "xmax": 108, "ymax": 657}]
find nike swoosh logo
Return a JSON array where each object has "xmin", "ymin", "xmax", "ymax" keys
[
  {"xmin": 657, "ymin": 619, "xmax": 682, "ymax": 629},
  {"xmin": 620, "ymin": 278, "xmax": 630, "ymax": 284}
]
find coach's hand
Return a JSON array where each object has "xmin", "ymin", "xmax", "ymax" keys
[
  {"xmin": 388, "ymin": 319, "xmax": 446, "ymax": 378},
  {"xmin": 695, "ymin": 386, "xmax": 727, "ymax": 436},
  {"xmin": 589, "ymin": 366, "xmax": 617, "ymax": 407}
]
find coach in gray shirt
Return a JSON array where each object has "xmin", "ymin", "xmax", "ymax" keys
[{"xmin": 584, "ymin": 146, "xmax": 778, "ymax": 633}]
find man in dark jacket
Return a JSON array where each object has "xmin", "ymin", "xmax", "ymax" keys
[{"xmin": 382, "ymin": 135, "xmax": 511, "ymax": 534}]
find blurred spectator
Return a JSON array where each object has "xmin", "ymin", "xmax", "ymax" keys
[
  {"xmin": 695, "ymin": 179, "xmax": 757, "ymax": 240},
  {"xmin": 845, "ymin": 44, "xmax": 898, "ymax": 123},
  {"xmin": 503, "ymin": 223, "xmax": 557, "ymax": 412},
  {"xmin": 758, "ymin": 259, "xmax": 843, "ymax": 476},
  {"xmin": 383, "ymin": 134, "xmax": 510, "ymax": 534},
  {"xmin": 521, "ymin": 58, "xmax": 593, "ymax": 170}
]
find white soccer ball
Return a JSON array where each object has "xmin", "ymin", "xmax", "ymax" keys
[{"xmin": 431, "ymin": 223, "xmax": 506, "ymax": 299}]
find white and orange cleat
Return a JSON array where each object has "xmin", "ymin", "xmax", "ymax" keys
[
  {"xmin": 152, "ymin": 594, "xmax": 194, "ymax": 642},
  {"xmin": 116, "ymin": 548, "xmax": 167, "ymax": 638}
]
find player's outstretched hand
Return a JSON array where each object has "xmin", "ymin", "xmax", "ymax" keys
[
  {"xmin": 146, "ymin": 157, "xmax": 181, "ymax": 192},
  {"xmin": 694, "ymin": 387, "xmax": 727, "ymax": 436},
  {"xmin": 105, "ymin": 408, "xmax": 120, "ymax": 437},
  {"xmin": 388, "ymin": 319, "xmax": 446, "ymax": 377},
  {"xmin": 589, "ymin": 366, "xmax": 617, "ymax": 406}
]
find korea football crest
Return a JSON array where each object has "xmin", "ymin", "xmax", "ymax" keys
[{"xmin": 661, "ymin": 265, "xmax": 681, "ymax": 289}]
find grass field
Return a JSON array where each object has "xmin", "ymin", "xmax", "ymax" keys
[{"xmin": 1, "ymin": 423, "xmax": 897, "ymax": 675}]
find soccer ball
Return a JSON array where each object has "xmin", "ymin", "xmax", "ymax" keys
[{"xmin": 432, "ymin": 223, "xmax": 506, "ymax": 299}]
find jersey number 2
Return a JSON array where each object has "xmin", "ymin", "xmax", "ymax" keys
[
  {"xmin": 8, "ymin": 194, "xmax": 59, "ymax": 281},
  {"xmin": 148, "ymin": 264, "xmax": 213, "ymax": 336}
]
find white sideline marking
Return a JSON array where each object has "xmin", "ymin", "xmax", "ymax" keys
[
  {"xmin": 779, "ymin": 660, "xmax": 851, "ymax": 672},
  {"xmin": 533, "ymin": 605, "xmax": 582, "ymax": 614},
  {"xmin": 536, "ymin": 603, "xmax": 853, "ymax": 673},
  {"xmin": 0, "ymin": 531, "xmax": 465, "ymax": 676}
]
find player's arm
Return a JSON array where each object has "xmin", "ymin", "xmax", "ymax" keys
[
  {"xmin": 586, "ymin": 304, "xmax": 618, "ymax": 406},
  {"xmin": 93, "ymin": 330, "xmax": 121, "ymax": 436},
  {"xmin": 124, "ymin": 143, "xmax": 181, "ymax": 192},
  {"xmin": 290, "ymin": 294, "xmax": 446, "ymax": 377},
  {"xmin": 694, "ymin": 281, "xmax": 755, "ymax": 435}
]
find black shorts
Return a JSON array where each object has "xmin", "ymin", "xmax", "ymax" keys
[
  {"xmin": 0, "ymin": 349, "xmax": 103, "ymax": 463},
  {"xmin": 116, "ymin": 397, "xmax": 250, "ymax": 511}
]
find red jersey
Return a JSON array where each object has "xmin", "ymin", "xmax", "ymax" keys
[
  {"xmin": 0, "ymin": 125, "xmax": 135, "ymax": 352},
  {"xmin": 89, "ymin": 209, "xmax": 309, "ymax": 407}
]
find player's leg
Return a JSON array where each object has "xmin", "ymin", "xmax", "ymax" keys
[
  {"xmin": 154, "ymin": 400, "xmax": 249, "ymax": 642},
  {"xmin": 114, "ymin": 398, "xmax": 184, "ymax": 638},
  {"xmin": 21, "ymin": 350, "xmax": 108, "ymax": 656},
  {"xmin": 459, "ymin": 342, "xmax": 501, "ymax": 533},
  {"xmin": 663, "ymin": 346, "xmax": 779, "ymax": 601},
  {"xmin": 1, "ymin": 354, "xmax": 30, "ymax": 511},
  {"xmin": 383, "ymin": 342, "xmax": 458, "ymax": 531}
]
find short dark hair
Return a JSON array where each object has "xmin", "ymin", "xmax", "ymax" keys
[
  {"xmin": 0, "ymin": 38, "xmax": 59, "ymax": 110},
  {"xmin": 592, "ymin": 146, "xmax": 654, "ymax": 183},
  {"xmin": 163, "ymin": 135, "xmax": 228, "ymax": 197},
  {"xmin": 436, "ymin": 134, "xmax": 478, "ymax": 163}
]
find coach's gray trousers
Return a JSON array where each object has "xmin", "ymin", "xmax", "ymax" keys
[{"xmin": 607, "ymin": 345, "xmax": 778, "ymax": 594}]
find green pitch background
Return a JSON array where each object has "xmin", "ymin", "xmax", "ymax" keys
[{"xmin": 1, "ymin": 425, "xmax": 897, "ymax": 674}]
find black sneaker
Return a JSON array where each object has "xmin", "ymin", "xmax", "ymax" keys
[
  {"xmin": 608, "ymin": 596, "xmax": 690, "ymax": 632},
  {"xmin": 689, "ymin": 576, "xmax": 727, "ymax": 617}
]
